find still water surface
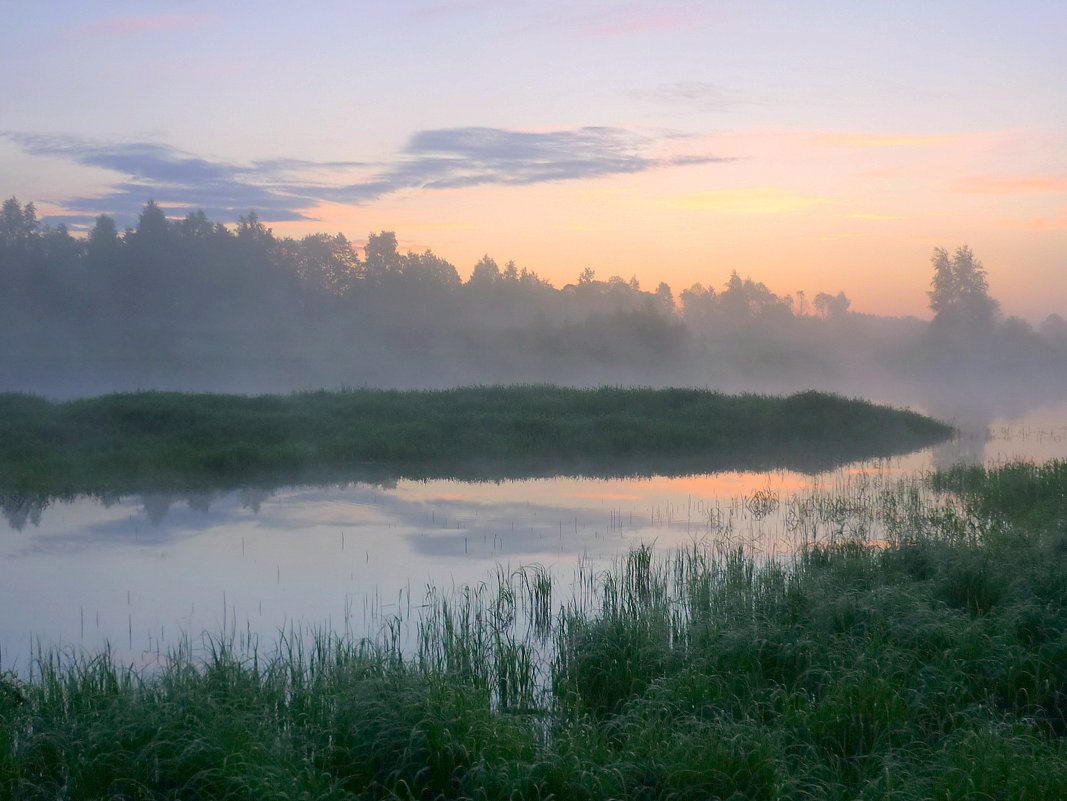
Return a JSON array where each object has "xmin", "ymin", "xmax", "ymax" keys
[{"xmin": 3, "ymin": 400, "xmax": 1067, "ymax": 673}]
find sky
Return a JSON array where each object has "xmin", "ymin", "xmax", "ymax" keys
[{"xmin": 2, "ymin": 0, "xmax": 1065, "ymax": 320}]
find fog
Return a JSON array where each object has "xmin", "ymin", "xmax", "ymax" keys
[{"xmin": 3, "ymin": 198, "xmax": 1066, "ymax": 426}]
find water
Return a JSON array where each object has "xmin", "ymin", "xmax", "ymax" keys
[{"xmin": 3, "ymin": 400, "xmax": 1067, "ymax": 674}]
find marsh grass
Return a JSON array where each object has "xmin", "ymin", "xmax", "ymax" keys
[
  {"xmin": 0, "ymin": 386, "xmax": 951, "ymax": 496},
  {"xmin": 4, "ymin": 460, "xmax": 1067, "ymax": 799}
]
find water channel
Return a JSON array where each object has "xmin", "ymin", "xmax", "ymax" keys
[{"xmin": 3, "ymin": 399, "xmax": 1067, "ymax": 674}]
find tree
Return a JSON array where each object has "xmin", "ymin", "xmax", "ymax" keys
[
  {"xmin": 41, "ymin": 223, "xmax": 80, "ymax": 266},
  {"xmin": 403, "ymin": 249, "xmax": 460, "ymax": 288},
  {"xmin": 655, "ymin": 281, "xmax": 675, "ymax": 311},
  {"xmin": 236, "ymin": 210, "xmax": 272, "ymax": 245},
  {"xmin": 1038, "ymin": 313, "xmax": 1067, "ymax": 348},
  {"xmin": 363, "ymin": 231, "xmax": 402, "ymax": 285},
  {"xmin": 927, "ymin": 246, "xmax": 999, "ymax": 332},
  {"xmin": 719, "ymin": 270, "xmax": 792, "ymax": 321},
  {"xmin": 0, "ymin": 196, "xmax": 38, "ymax": 249},
  {"xmin": 295, "ymin": 233, "xmax": 360, "ymax": 296},
  {"xmin": 178, "ymin": 210, "xmax": 225, "ymax": 242},
  {"xmin": 468, "ymin": 255, "xmax": 501, "ymax": 286},
  {"xmin": 88, "ymin": 214, "xmax": 120, "ymax": 253},
  {"xmin": 133, "ymin": 200, "xmax": 169, "ymax": 244},
  {"xmin": 814, "ymin": 291, "xmax": 851, "ymax": 320},
  {"xmin": 83, "ymin": 214, "xmax": 125, "ymax": 314}
]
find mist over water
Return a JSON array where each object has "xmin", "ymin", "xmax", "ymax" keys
[{"xmin": 4, "ymin": 198, "xmax": 1067, "ymax": 674}]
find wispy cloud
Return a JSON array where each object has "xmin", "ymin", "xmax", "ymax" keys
[
  {"xmin": 321, "ymin": 126, "xmax": 726, "ymax": 201},
  {"xmin": 950, "ymin": 175, "xmax": 1067, "ymax": 195},
  {"xmin": 4, "ymin": 126, "xmax": 726, "ymax": 224},
  {"xmin": 1, "ymin": 133, "xmax": 360, "ymax": 222},
  {"xmin": 60, "ymin": 14, "xmax": 215, "ymax": 41}
]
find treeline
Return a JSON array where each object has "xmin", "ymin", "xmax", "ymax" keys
[{"xmin": 1, "ymin": 197, "xmax": 1065, "ymax": 402}]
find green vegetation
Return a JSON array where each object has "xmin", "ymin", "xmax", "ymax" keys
[
  {"xmin": 0, "ymin": 386, "xmax": 950, "ymax": 495},
  {"xmin": 4, "ymin": 460, "xmax": 1067, "ymax": 799}
]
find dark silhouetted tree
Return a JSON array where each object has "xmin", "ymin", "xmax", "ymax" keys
[
  {"xmin": 0, "ymin": 197, "xmax": 38, "ymax": 250},
  {"xmin": 814, "ymin": 291, "xmax": 851, "ymax": 319},
  {"xmin": 655, "ymin": 281, "xmax": 674, "ymax": 311},
  {"xmin": 177, "ymin": 210, "xmax": 224, "ymax": 242},
  {"xmin": 88, "ymin": 214, "xmax": 119, "ymax": 255},
  {"xmin": 132, "ymin": 200, "xmax": 169, "ymax": 245},
  {"xmin": 236, "ymin": 210, "xmax": 272, "ymax": 246},
  {"xmin": 402, "ymin": 249, "xmax": 460, "ymax": 288},
  {"xmin": 928, "ymin": 246, "xmax": 999, "ymax": 332},
  {"xmin": 364, "ymin": 231, "xmax": 403, "ymax": 286},
  {"xmin": 719, "ymin": 271, "xmax": 792, "ymax": 321},
  {"xmin": 0, "ymin": 196, "xmax": 38, "ymax": 258},
  {"xmin": 468, "ymin": 255, "xmax": 501, "ymax": 286},
  {"xmin": 294, "ymin": 233, "xmax": 360, "ymax": 297}
]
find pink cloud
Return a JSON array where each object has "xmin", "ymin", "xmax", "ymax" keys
[{"xmin": 62, "ymin": 15, "xmax": 214, "ymax": 41}]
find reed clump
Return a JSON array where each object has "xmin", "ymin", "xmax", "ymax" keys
[{"xmin": 4, "ymin": 460, "xmax": 1067, "ymax": 799}]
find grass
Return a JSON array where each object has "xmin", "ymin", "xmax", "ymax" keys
[
  {"xmin": 0, "ymin": 386, "xmax": 951, "ymax": 496},
  {"xmin": 3, "ymin": 459, "xmax": 1067, "ymax": 799}
]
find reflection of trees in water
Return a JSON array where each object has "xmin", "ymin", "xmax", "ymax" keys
[
  {"xmin": 141, "ymin": 493, "xmax": 175, "ymax": 525},
  {"xmin": 0, "ymin": 486, "xmax": 280, "ymax": 532},
  {"xmin": 186, "ymin": 491, "xmax": 219, "ymax": 513},
  {"xmin": 1, "ymin": 493, "xmax": 49, "ymax": 531},
  {"xmin": 239, "ymin": 488, "xmax": 272, "ymax": 513},
  {"xmin": 136, "ymin": 487, "xmax": 274, "ymax": 524}
]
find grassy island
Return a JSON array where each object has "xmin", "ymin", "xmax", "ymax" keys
[
  {"xmin": 3, "ymin": 460, "xmax": 1067, "ymax": 799},
  {"xmin": 0, "ymin": 386, "xmax": 950, "ymax": 495}
]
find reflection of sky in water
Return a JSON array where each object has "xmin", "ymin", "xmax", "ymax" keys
[{"xmin": 3, "ymin": 401, "xmax": 1067, "ymax": 673}]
